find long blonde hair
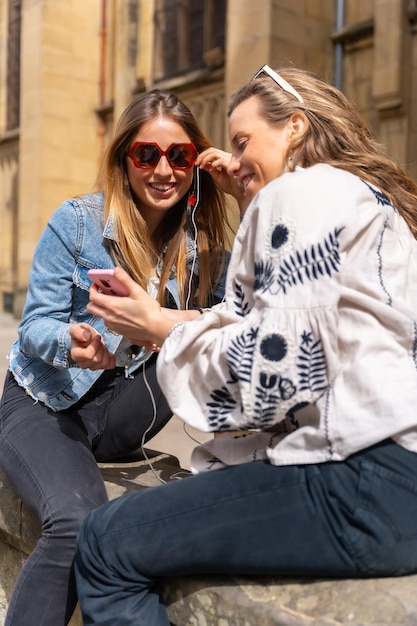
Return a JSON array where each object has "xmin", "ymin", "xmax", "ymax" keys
[
  {"xmin": 228, "ymin": 67, "xmax": 417, "ymax": 239},
  {"xmin": 98, "ymin": 89, "xmax": 230, "ymax": 307}
]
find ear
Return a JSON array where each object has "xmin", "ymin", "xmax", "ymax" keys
[{"xmin": 288, "ymin": 111, "xmax": 308, "ymax": 140}]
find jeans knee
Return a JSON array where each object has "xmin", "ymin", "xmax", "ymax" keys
[{"xmin": 42, "ymin": 498, "xmax": 104, "ymax": 542}]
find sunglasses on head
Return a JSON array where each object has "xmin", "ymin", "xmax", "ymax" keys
[
  {"xmin": 252, "ymin": 64, "xmax": 304, "ymax": 104},
  {"xmin": 127, "ymin": 142, "xmax": 198, "ymax": 170}
]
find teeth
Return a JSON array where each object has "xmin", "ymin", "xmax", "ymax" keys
[
  {"xmin": 151, "ymin": 184, "xmax": 174, "ymax": 191},
  {"xmin": 241, "ymin": 175, "xmax": 252, "ymax": 190}
]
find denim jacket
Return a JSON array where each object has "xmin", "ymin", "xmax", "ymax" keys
[{"xmin": 8, "ymin": 192, "xmax": 229, "ymax": 411}]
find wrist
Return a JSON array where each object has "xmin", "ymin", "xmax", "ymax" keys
[
  {"xmin": 162, "ymin": 307, "xmax": 201, "ymax": 322},
  {"xmin": 150, "ymin": 310, "xmax": 180, "ymax": 346}
]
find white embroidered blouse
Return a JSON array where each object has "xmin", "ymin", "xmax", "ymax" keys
[{"xmin": 157, "ymin": 164, "xmax": 417, "ymax": 472}]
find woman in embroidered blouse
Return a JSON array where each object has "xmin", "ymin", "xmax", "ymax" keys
[
  {"xmin": 74, "ymin": 67, "xmax": 417, "ymax": 626},
  {"xmin": 0, "ymin": 89, "xmax": 231, "ymax": 626}
]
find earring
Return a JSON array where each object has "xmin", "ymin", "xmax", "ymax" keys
[
  {"xmin": 187, "ymin": 168, "xmax": 200, "ymax": 211},
  {"xmin": 188, "ymin": 192, "xmax": 197, "ymax": 207}
]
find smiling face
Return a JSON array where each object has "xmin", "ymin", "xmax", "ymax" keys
[
  {"xmin": 126, "ymin": 115, "xmax": 195, "ymax": 228},
  {"xmin": 227, "ymin": 95, "xmax": 295, "ymax": 212}
]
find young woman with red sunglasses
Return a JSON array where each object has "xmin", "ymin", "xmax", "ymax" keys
[{"xmin": 0, "ymin": 89, "xmax": 231, "ymax": 626}]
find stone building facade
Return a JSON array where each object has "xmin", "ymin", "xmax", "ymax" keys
[{"xmin": 1, "ymin": 0, "xmax": 417, "ymax": 316}]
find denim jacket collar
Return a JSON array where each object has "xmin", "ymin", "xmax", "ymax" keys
[{"xmin": 103, "ymin": 213, "xmax": 118, "ymax": 240}]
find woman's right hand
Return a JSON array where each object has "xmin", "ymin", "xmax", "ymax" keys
[
  {"xmin": 87, "ymin": 267, "xmax": 176, "ymax": 348},
  {"xmin": 70, "ymin": 323, "xmax": 116, "ymax": 370}
]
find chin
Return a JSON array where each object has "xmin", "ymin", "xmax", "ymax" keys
[{"xmin": 244, "ymin": 185, "xmax": 257, "ymax": 202}]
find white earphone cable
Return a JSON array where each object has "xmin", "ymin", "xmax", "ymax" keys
[{"xmin": 141, "ymin": 167, "xmax": 201, "ymax": 481}]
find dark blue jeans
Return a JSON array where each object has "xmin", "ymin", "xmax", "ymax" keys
[
  {"xmin": 0, "ymin": 357, "xmax": 172, "ymax": 626},
  {"xmin": 75, "ymin": 439, "xmax": 417, "ymax": 626}
]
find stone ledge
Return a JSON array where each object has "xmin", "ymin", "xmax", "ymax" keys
[
  {"xmin": 2, "ymin": 457, "xmax": 417, "ymax": 626},
  {"xmin": 163, "ymin": 574, "xmax": 417, "ymax": 625}
]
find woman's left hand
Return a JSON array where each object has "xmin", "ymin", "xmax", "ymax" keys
[{"xmin": 70, "ymin": 323, "xmax": 116, "ymax": 370}]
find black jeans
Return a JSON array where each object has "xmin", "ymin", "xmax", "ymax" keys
[
  {"xmin": 75, "ymin": 439, "xmax": 417, "ymax": 625},
  {"xmin": 0, "ymin": 355, "xmax": 172, "ymax": 626}
]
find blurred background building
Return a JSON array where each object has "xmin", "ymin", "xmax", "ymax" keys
[{"xmin": 1, "ymin": 0, "xmax": 417, "ymax": 317}]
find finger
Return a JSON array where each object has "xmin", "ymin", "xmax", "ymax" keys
[
  {"xmin": 73, "ymin": 335, "xmax": 104, "ymax": 364},
  {"xmin": 197, "ymin": 149, "xmax": 231, "ymax": 169},
  {"xmin": 89, "ymin": 350, "xmax": 115, "ymax": 370},
  {"xmin": 86, "ymin": 299, "xmax": 111, "ymax": 322},
  {"xmin": 196, "ymin": 150, "xmax": 218, "ymax": 170},
  {"xmin": 70, "ymin": 323, "xmax": 93, "ymax": 344},
  {"xmin": 75, "ymin": 340, "xmax": 116, "ymax": 370},
  {"xmin": 113, "ymin": 266, "xmax": 140, "ymax": 297},
  {"xmin": 208, "ymin": 152, "xmax": 231, "ymax": 170}
]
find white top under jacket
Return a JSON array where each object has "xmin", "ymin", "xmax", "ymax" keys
[{"xmin": 156, "ymin": 164, "xmax": 417, "ymax": 472}]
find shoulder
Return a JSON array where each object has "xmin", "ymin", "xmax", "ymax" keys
[
  {"xmin": 260, "ymin": 164, "xmax": 365, "ymax": 202},
  {"xmin": 245, "ymin": 165, "xmax": 376, "ymax": 227},
  {"xmin": 64, "ymin": 192, "xmax": 104, "ymax": 214},
  {"xmin": 236, "ymin": 164, "xmax": 383, "ymax": 256},
  {"xmin": 49, "ymin": 192, "xmax": 105, "ymax": 224}
]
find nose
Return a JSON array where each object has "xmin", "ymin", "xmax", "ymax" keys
[
  {"xmin": 227, "ymin": 154, "xmax": 240, "ymax": 177},
  {"xmin": 154, "ymin": 155, "xmax": 172, "ymax": 176}
]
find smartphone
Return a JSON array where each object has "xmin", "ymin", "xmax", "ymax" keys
[{"xmin": 87, "ymin": 269, "xmax": 129, "ymax": 297}]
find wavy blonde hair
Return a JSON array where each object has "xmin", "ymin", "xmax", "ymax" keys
[
  {"xmin": 98, "ymin": 89, "xmax": 230, "ymax": 307},
  {"xmin": 228, "ymin": 67, "xmax": 417, "ymax": 239}
]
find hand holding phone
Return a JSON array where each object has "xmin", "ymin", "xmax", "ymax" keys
[{"xmin": 88, "ymin": 269, "xmax": 129, "ymax": 297}]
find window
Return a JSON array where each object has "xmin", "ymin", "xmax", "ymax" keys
[
  {"xmin": 7, "ymin": 0, "xmax": 21, "ymax": 131},
  {"xmin": 153, "ymin": 0, "xmax": 226, "ymax": 81}
]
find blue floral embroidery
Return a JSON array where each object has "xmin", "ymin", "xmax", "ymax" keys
[
  {"xmin": 362, "ymin": 180, "xmax": 398, "ymax": 305},
  {"xmin": 246, "ymin": 373, "xmax": 296, "ymax": 429},
  {"xmin": 286, "ymin": 401, "xmax": 310, "ymax": 429},
  {"xmin": 279, "ymin": 376, "xmax": 297, "ymax": 400},
  {"xmin": 206, "ymin": 328, "xmax": 258, "ymax": 427},
  {"xmin": 207, "ymin": 328, "xmax": 297, "ymax": 429},
  {"xmin": 254, "ymin": 260, "xmax": 275, "ymax": 293},
  {"xmin": 206, "ymin": 456, "xmax": 224, "ymax": 470},
  {"xmin": 254, "ymin": 228, "xmax": 343, "ymax": 295},
  {"xmin": 276, "ymin": 228, "xmax": 344, "ymax": 294},
  {"xmin": 296, "ymin": 331, "xmax": 327, "ymax": 392},
  {"xmin": 361, "ymin": 179, "xmax": 393, "ymax": 208},
  {"xmin": 259, "ymin": 333, "xmax": 288, "ymax": 362},
  {"xmin": 377, "ymin": 218, "xmax": 392, "ymax": 306},
  {"xmin": 250, "ymin": 378, "xmax": 281, "ymax": 428},
  {"xmin": 413, "ymin": 322, "xmax": 417, "ymax": 371},
  {"xmin": 226, "ymin": 327, "xmax": 258, "ymax": 383},
  {"xmin": 271, "ymin": 223, "xmax": 290, "ymax": 249},
  {"xmin": 207, "ymin": 386, "xmax": 237, "ymax": 431},
  {"xmin": 233, "ymin": 281, "xmax": 250, "ymax": 317}
]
